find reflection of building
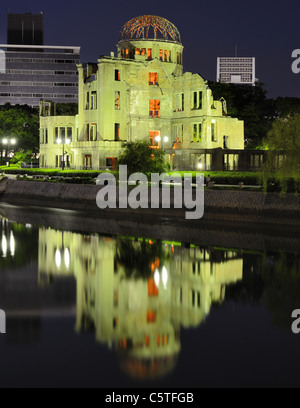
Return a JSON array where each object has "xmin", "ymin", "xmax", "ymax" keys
[
  {"xmin": 38, "ymin": 227, "xmax": 243, "ymax": 380},
  {"xmin": 39, "ymin": 15, "xmax": 244, "ymax": 171},
  {"xmin": 0, "ymin": 218, "xmax": 76, "ymax": 344}
]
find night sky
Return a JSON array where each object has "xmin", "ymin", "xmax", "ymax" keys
[{"xmin": 0, "ymin": 0, "xmax": 300, "ymax": 99}]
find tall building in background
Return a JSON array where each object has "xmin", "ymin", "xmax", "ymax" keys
[
  {"xmin": 0, "ymin": 12, "xmax": 80, "ymax": 107},
  {"xmin": 7, "ymin": 13, "xmax": 44, "ymax": 46},
  {"xmin": 217, "ymin": 57, "xmax": 256, "ymax": 86}
]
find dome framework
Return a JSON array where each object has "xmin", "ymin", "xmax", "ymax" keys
[{"xmin": 119, "ymin": 15, "xmax": 181, "ymax": 44}]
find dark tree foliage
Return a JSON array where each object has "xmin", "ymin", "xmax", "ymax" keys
[
  {"xmin": 208, "ymin": 81, "xmax": 275, "ymax": 149},
  {"xmin": 0, "ymin": 103, "xmax": 39, "ymax": 151},
  {"xmin": 118, "ymin": 140, "xmax": 168, "ymax": 175},
  {"xmin": 55, "ymin": 103, "xmax": 78, "ymax": 116}
]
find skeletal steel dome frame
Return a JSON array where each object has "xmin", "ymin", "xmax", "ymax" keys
[{"xmin": 119, "ymin": 15, "xmax": 182, "ymax": 44}]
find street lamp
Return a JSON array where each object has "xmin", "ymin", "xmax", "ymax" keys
[
  {"xmin": 155, "ymin": 136, "xmax": 169, "ymax": 150},
  {"xmin": 2, "ymin": 138, "xmax": 16, "ymax": 166},
  {"xmin": 56, "ymin": 137, "xmax": 70, "ymax": 170}
]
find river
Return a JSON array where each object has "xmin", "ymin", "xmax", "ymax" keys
[{"xmin": 0, "ymin": 203, "xmax": 299, "ymax": 388}]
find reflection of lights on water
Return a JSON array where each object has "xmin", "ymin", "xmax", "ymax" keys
[
  {"xmin": 55, "ymin": 247, "xmax": 71, "ymax": 270},
  {"xmin": 64, "ymin": 248, "xmax": 70, "ymax": 270},
  {"xmin": 55, "ymin": 249, "xmax": 61, "ymax": 269},
  {"xmin": 2, "ymin": 234, "xmax": 7, "ymax": 258},
  {"xmin": 10, "ymin": 231, "xmax": 15, "ymax": 257},
  {"xmin": 162, "ymin": 266, "xmax": 168, "ymax": 289},
  {"xmin": 154, "ymin": 267, "xmax": 168, "ymax": 290},
  {"xmin": 1, "ymin": 231, "xmax": 16, "ymax": 258},
  {"xmin": 154, "ymin": 269, "xmax": 160, "ymax": 287}
]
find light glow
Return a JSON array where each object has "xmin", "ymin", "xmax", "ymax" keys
[
  {"xmin": 55, "ymin": 249, "xmax": 61, "ymax": 269},
  {"xmin": 1, "ymin": 235, "xmax": 7, "ymax": 258},
  {"xmin": 10, "ymin": 231, "xmax": 15, "ymax": 257}
]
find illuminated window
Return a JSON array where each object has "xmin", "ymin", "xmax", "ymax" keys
[
  {"xmin": 115, "ymin": 91, "xmax": 120, "ymax": 110},
  {"xmin": 149, "ymin": 131, "xmax": 160, "ymax": 148},
  {"xmin": 148, "ymin": 278, "xmax": 159, "ymax": 296},
  {"xmin": 115, "ymin": 123, "xmax": 120, "ymax": 141},
  {"xmin": 164, "ymin": 50, "xmax": 167, "ymax": 62},
  {"xmin": 173, "ymin": 124, "xmax": 184, "ymax": 143},
  {"xmin": 141, "ymin": 48, "xmax": 146, "ymax": 56},
  {"xmin": 149, "ymin": 72, "xmax": 158, "ymax": 86},
  {"xmin": 106, "ymin": 157, "xmax": 118, "ymax": 170},
  {"xmin": 90, "ymin": 124, "xmax": 97, "ymax": 141},
  {"xmin": 159, "ymin": 49, "xmax": 163, "ymax": 61},
  {"xmin": 135, "ymin": 48, "xmax": 140, "ymax": 55},
  {"xmin": 149, "ymin": 99, "xmax": 160, "ymax": 118},
  {"xmin": 91, "ymin": 91, "xmax": 97, "ymax": 110},
  {"xmin": 120, "ymin": 338, "xmax": 127, "ymax": 349},
  {"xmin": 115, "ymin": 69, "xmax": 121, "ymax": 81},
  {"xmin": 147, "ymin": 310, "xmax": 156, "ymax": 323},
  {"xmin": 169, "ymin": 50, "xmax": 171, "ymax": 62},
  {"xmin": 148, "ymin": 49, "xmax": 152, "ymax": 59},
  {"xmin": 85, "ymin": 155, "xmax": 92, "ymax": 169},
  {"xmin": 145, "ymin": 336, "xmax": 150, "ymax": 347}
]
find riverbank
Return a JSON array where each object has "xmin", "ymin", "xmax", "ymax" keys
[{"xmin": 0, "ymin": 178, "xmax": 299, "ymax": 227}]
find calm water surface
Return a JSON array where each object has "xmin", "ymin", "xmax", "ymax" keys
[{"xmin": 0, "ymin": 206, "xmax": 300, "ymax": 388}]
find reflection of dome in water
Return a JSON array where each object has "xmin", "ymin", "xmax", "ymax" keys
[
  {"xmin": 119, "ymin": 15, "xmax": 181, "ymax": 44},
  {"xmin": 120, "ymin": 354, "xmax": 179, "ymax": 381}
]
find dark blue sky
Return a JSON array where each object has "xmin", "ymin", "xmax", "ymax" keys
[{"xmin": 1, "ymin": 0, "xmax": 300, "ymax": 98}]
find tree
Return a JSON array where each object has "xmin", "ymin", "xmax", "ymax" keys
[
  {"xmin": 118, "ymin": 141, "xmax": 168, "ymax": 175},
  {"xmin": 263, "ymin": 114, "xmax": 300, "ymax": 192},
  {"xmin": 0, "ymin": 103, "xmax": 39, "ymax": 151},
  {"xmin": 55, "ymin": 103, "xmax": 78, "ymax": 116},
  {"xmin": 208, "ymin": 81, "xmax": 275, "ymax": 149}
]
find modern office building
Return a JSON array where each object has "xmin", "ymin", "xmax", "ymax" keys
[
  {"xmin": 0, "ymin": 44, "xmax": 80, "ymax": 106},
  {"xmin": 7, "ymin": 13, "xmax": 44, "ymax": 47},
  {"xmin": 0, "ymin": 12, "xmax": 80, "ymax": 107},
  {"xmin": 40, "ymin": 15, "xmax": 244, "ymax": 171},
  {"xmin": 217, "ymin": 57, "xmax": 256, "ymax": 86}
]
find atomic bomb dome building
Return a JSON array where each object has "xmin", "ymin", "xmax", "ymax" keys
[{"xmin": 39, "ymin": 15, "xmax": 244, "ymax": 171}]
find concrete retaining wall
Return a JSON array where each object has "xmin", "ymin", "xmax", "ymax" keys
[{"xmin": 0, "ymin": 179, "xmax": 299, "ymax": 225}]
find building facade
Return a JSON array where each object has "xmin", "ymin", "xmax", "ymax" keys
[
  {"xmin": 0, "ymin": 44, "xmax": 80, "ymax": 107},
  {"xmin": 217, "ymin": 57, "xmax": 256, "ymax": 86},
  {"xmin": 40, "ymin": 15, "xmax": 244, "ymax": 171},
  {"xmin": 7, "ymin": 12, "xmax": 44, "ymax": 47}
]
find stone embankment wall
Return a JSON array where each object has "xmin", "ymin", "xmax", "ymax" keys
[{"xmin": 0, "ymin": 179, "xmax": 299, "ymax": 225}]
